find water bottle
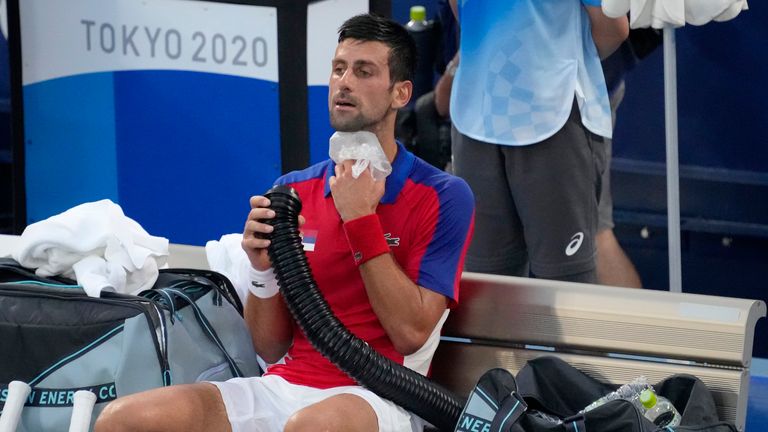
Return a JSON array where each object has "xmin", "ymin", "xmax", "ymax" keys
[
  {"xmin": 580, "ymin": 376, "xmax": 652, "ymax": 413},
  {"xmin": 639, "ymin": 389, "xmax": 682, "ymax": 427},
  {"xmin": 405, "ymin": 5, "xmax": 437, "ymax": 104}
]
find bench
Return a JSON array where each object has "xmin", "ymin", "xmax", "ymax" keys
[
  {"xmin": 4, "ymin": 237, "xmax": 765, "ymax": 430},
  {"xmin": 431, "ymin": 272, "xmax": 766, "ymax": 431},
  {"xmin": 165, "ymin": 242, "xmax": 766, "ymax": 429}
]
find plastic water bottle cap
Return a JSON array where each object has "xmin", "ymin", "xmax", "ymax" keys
[
  {"xmin": 410, "ymin": 5, "xmax": 427, "ymax": 22},
  {"xmin": 639, "ymin": 389, "xmax": 657, "ymax": 409}
]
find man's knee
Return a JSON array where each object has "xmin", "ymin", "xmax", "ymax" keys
[
  {"xmin": 94, "ymin": 383, "xmax": 229, "ymax": 432},
  {"xmin": 284, "ymin": 394, "xmax": 378, "ymax": 432},
  {"xmin": 94, "ymin": 397, "xmax": 142, "ymax": 432},
  {"xmin": 284, "ymin": 407, "xmax": 362, "ymax": 432},
  {"xmin": 284, "ymin": 409, "xmax": 337, "ymax": 432}
]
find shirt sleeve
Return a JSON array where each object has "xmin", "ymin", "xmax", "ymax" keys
[{"xmin": 406, "ymin": 177, "xmax": 475, "ymax": 304}]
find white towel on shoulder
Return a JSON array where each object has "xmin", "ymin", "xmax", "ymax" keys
[{"xmin": 12, "ymin": 199, "xmax": 169, "ymax": 297}]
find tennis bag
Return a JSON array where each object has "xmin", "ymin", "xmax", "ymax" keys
[
  {"xmin": 456, "ymin": 356, "xmax": 737, "ymax": 432},
  {"xmin": 0, "ymin": 258, "xmax": 261, "ymax": 431}
]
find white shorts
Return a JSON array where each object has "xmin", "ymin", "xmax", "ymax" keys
[{"xmin": 210, "ymin": 374, "xmax": 425, "ymax": 432}]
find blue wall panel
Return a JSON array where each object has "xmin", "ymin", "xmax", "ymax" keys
[
  {"xmin": 308, "ymin": 84, "xmax": 333, "ymax": 166},
  {"xmin": 114, "ymin": 71, "xmax": 281, "ymax": 245},
  {"xmin": 614, "ymin": 5, "xmax": 768, "ymax": 171},
  {"xmin": 24, "ymin": 73, "xmax": 119, "ymax": 224}
]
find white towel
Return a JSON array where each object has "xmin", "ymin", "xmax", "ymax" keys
[
  {"xmin": 652, "ymin": 0, "xmax": 685, "ymax": 29},
  {"xmin": 606, "ymin": 0, "xmax": 748, "ymax": 29},
  {"xmin": 205, "ymin": 233, "xmax": 250, "ymax": 306},
  {"xmin": 629, "ymin": 0, "xmax": 655, "ymax": 29},
  {"xmin": 0, "ymin": 0, "xmax": 7, "ymax": 40},
  {"xmin": 12, "ymin": 199, "xmax": 169, "ymax": 297},
  {"xmin": 712, "ymin": 0, "xmax": 748, "ymax": 23},
  {"xmin": 685, "ymin": 0, "xmax": 748, "ymax": 24}
]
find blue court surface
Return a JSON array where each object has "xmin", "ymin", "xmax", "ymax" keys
[{"xmin": 747, "ymin": 358, "xmax": 768, "ymax": 431}]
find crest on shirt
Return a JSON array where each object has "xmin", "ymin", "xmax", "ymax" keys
[{"xmin": 384, "ymin": 233, "xmax": 400, "ymax": 247}]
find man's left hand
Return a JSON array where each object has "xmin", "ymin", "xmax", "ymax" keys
[{"xmin": 329, "ymin": 160, "xmax": 385, "ymax": 222}]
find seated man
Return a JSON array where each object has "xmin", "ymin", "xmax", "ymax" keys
[{"xmin": 94, "ymin": 13, "xmax": 474, "ymax": 432}]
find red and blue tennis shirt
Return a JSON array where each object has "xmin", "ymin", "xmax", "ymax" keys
[{"xmin": 265, "ymin": 142, "xmax": 475, "ymax": 389}]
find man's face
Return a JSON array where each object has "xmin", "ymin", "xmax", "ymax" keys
[{"xmin": 328, "ymin": 39, "xmax": 399, "ymax": 133}]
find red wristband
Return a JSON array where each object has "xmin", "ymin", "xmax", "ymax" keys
[{"xmin": 343, "ymin": 214, "xmax": 390, "ymax": 266}]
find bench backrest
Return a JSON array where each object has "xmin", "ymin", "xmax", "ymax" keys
[
  {"xmin": 430, "ymin": 272, "xmax": 766, "ymax": 431},
  {"xmin": 168, "ymin": 243, "xmax": 212, "ymax": 269}
]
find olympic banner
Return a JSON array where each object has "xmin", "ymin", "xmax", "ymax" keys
[{"xmin": 18, "ymin": 0, "xmax": 280, "ymax": 245}]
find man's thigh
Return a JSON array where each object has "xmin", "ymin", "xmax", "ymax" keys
[
  {"xmin": 284, "ymin": 394, "xmax": 378, "ymax": 432},
  {"xmin": 597, "ymin": 137, "xmax": 614, "ymax": 232},
  {"xmin": 505, "ymin": 112, "xmax": 606, "ymax": 281},
  {"xmin": 95, "ymin": 383, "xmax": 230, "ymax": 432},
  {"xmin": 212, "ymin": 375, "xmax": 298, "ymax": 432},
  {"xmin": 214, "ymin": 375, "xmax": 418, "ymax": 432},
  {"xmin": 286, "ymin": 389, "xmax": 418, "ymax": 432}
]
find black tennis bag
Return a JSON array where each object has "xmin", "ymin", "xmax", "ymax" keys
[
  {"xmin": 456, "ymin": 356, "xmax": 737, "ymax": 432},
  {"xmin": 0, "ymin": 258, "xmax": 260, "ymax": 431}
]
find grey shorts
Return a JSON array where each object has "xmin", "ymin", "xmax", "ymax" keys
[
  {"xmin": 598, "ymin": 136, "xmax": 614, "ymax": 232},
  {"xmin": 452, "ymin": 101, "xmax": 607, "ymax": 281},
  {"xmin": 598, "ymin": 80, "xmax": 627, "ymax": 232}
]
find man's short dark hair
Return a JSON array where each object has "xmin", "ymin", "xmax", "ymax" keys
[{"xmin": 338, "ymin": 13, "xmax": 416, "ymax": 84}]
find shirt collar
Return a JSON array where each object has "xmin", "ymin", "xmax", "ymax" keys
[{"xmin": 324, "ymin": 141, "xmax": 414, "ymax": 204}]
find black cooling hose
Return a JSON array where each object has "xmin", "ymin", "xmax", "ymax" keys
[{"xmin": 263, "ymin": 185, "xmax": 465, "ymax": 431}]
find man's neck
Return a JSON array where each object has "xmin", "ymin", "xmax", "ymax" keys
[
  {"xmin": 367, "ymin": 115, "xmax": 398, "ymax": 163},
  {"xmin": 379, "ymin": 136, "xmax": 397, "ymax": 163}
]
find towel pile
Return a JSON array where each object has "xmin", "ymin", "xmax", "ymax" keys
[{"xmin": 12, "ymin": 200, "xmax": 169, "ymax": 297}]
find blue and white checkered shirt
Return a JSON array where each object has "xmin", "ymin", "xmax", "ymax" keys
[{"xmin": 450, "ymin": 0, "xmax": 613, "ymax": 145}]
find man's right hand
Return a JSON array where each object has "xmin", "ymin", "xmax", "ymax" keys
[
  {"xmin": 241, "ymin": 195, "xmax": 306, "ymax": 271},
  {"xmin": 242, "ymin": 195, "xmax": 276, "ymax": 271}
]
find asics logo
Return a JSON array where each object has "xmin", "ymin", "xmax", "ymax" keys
[{"xmin": 565, "ymin": 232, "xmax": 584, "ymax": 256}]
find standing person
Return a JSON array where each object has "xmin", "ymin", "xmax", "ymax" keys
[
  {"xmin": 449, "ymin": 1, "xmax": 628, "ymax": 283},
  {"xmin": 595, "ymin": 78, "xmax": 643, "ymax": 288},
  {"xmin": 94, "ymin": 13, "xmax": 474, "ymax": 432},
  {"xmin": 595, "ymin": 28, "xmax": 661, "ymax": 288}
]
